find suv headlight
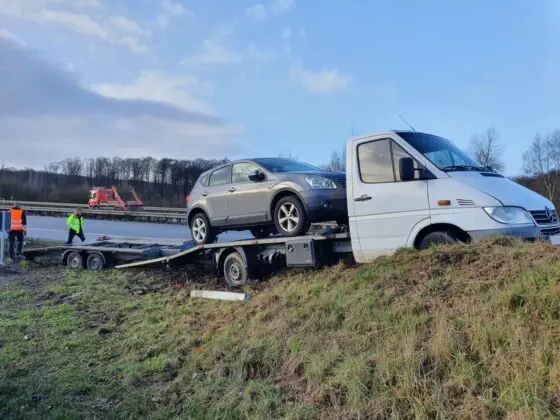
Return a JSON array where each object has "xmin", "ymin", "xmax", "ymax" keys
[
  {"xmin": 305, "ymin": 175, "xmax": 337, "ymax": 189},
  {"xmin": 483, "ymin": 206, "xmax": 534, "ymax": 225}
]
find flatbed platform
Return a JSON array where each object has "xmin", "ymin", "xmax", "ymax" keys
[{"xmin": 22, "ymin": 229, "xmax": 352, "ymax": 287}]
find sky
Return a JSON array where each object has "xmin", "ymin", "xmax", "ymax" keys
[{"xmin": 1, "ymin": 0, "xmax": 559, "ymax": 175}]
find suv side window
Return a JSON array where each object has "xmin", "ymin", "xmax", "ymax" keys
[
  {"xmin": 232, "ymin": 162, "xmax": 260, "ymax": 184},
  {"xmin": 208, "ymin": 166, "xmax": 231, "ymax": 186},
  {"xmin": 358, "ymin": 139, "xmax": 420, "ymax": 183}
]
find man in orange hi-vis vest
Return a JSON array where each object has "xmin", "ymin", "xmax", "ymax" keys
[{"xmin": 9, "ymin": 203, "xmax": 27, "ymax": 261}]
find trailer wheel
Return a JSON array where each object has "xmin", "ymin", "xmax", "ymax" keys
[
  {"xmin": 86, "ymin": 253, "xmax": 105, "ymax": 270},
  {"xmin": 223, "ymin": 252, "xmax": 248, "ymax": 287},
  {"xmin": 67, "ymin": 251, "xmax": 84, "ymax": 269}
]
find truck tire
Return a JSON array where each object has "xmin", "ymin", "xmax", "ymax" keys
[
  {"xmin": 418, "ymin": 231, "xmax": 459, "ymax": 250},
  {"xmin": 273, "ymin": 196, "xmax": 310, "ymax": 237},
  {"xmin": 86, "ymin": 253, "xmax": 105, "ymax": 270},
  {"xmin": 66, "ymin": 251, "xmax": 84, "ymax": 269},
  {"xmin": 190, "ymin": 212, "xmax": 217, "ymax": 245},
  {"xmin": 223, "ymin": 252, "xmax": 248, "ymax": 287}
]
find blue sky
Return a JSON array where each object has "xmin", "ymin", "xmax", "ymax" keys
[{"xmin": 0, "ymin": 0, "xmax": 559, "ymax": 174}]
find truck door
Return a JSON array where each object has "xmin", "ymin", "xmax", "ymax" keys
[{"xmin": 348, "ymin": 135, "xmax": 430, "ymax": 262}]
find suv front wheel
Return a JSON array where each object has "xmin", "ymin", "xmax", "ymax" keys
[
  {"xmin": 273, "ymin": 196, "xmax": 310, "ymax": 237},
  {"xmin": 190, "ymin": 212, "xmax": 217, "ymax": 245}
]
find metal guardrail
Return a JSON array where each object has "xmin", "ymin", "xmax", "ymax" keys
[
  {"xmin": 0, "ymin": 202, "xmax": 188, "ymax": 221},
  {"xmin": 0, "ymin": 199, "xmax": 186, "ymax": 215}
]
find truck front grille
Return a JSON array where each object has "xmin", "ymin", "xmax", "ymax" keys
[{"xmin": 530, "ymin": 209, "xmax": 559, "ymax": 226}]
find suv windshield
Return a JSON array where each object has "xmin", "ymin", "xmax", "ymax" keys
[
  {"xmin": 253, "ymin": 158, "xmax": 320, "ymax": 173},
  {"xmin": 397, "ymin": 132, "xmax": 484, "ymax": 171}
]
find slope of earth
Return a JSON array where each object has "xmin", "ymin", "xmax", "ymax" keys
[{"xmin": 2, "ymin": 238, "xmax": 560, "ymax": 419}]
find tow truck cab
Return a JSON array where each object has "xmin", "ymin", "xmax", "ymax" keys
[{"xmin": 346, "ymin": 131, "xmax": 560, "ymax": 262}]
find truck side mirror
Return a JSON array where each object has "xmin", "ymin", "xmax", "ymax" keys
[
  {"xmin": 248, "ymin": 170, "xmax": 265, "ymax": 182},
  {"xmin": 399, "ymin": 157, "xmax": 415, "ymax": 181}
]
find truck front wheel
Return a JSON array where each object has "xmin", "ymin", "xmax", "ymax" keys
[{"xmin": 418, "ymin": 231, "xmax": 459, "ymax": 250}]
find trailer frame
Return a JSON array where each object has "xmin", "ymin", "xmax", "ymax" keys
[{"xmin": 23, "ymin": 230, "xmax": 353, "ymax": 287}]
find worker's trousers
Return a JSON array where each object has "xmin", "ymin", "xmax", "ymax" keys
[
  {"xmin": 67, "ymin": 229, "xmax": 86, "ymax": 245},
  {"xmin": 8, "ymin": 230, "xmax": 24, "ymax": 260}
]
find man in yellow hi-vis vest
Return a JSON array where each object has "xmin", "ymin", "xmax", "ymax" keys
[{"xmin": 66, "ymin": 208, "xmax": 86, "ymax": 245}]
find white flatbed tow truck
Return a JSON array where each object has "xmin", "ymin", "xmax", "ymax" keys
[{"xmin": 21, "ymin": 130, "xmax": 560, "ymax": 285}]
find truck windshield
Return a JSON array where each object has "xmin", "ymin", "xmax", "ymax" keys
[
  {"xmin": 397, "ymin": 132, "xmax": 484, "ymax": 172},
  {"xmin": 253, "ymin": 158, "xmax": 321, "ymax": 173}
]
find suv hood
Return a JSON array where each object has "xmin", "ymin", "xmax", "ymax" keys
[{"xmin": 448, "ymin": 172, "xmax": 553, "ymax": 210}]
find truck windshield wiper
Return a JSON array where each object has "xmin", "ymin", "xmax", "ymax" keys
[{"xmin": 441, "ymin": 165, "xmax": 484, "ymax": 172}]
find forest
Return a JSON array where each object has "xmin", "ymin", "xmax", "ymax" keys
[{"xmin": 1, "ymin": 127, "xmax": 560, "ymax": 208}]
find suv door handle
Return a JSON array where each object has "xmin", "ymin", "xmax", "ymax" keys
[
  {"xmin": 228, "ymin": 187, "xmax": 236, "ymax": 193},
  {"xmin": 202, "ymin": 192, "xmax": 208, "ymax": 197},
  {"xmin": 355, "ymin": 194, "xmax": 372, "ymax": 202}
]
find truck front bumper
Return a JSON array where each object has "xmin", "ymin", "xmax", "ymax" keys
[{"xmin": 467, "ymin": 225, "xmax": 560, "ymax": 243}]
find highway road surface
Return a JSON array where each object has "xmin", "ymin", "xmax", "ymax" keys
[{"xmin": 26, "ymin": 215, "xmax": 250, "ymax": 244}]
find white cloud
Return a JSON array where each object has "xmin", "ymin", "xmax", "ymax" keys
[
  {"xmin": 246, "ymin": 4, "xmax": 268, "ymax": 21},
  {"xmin": 162, "ymin": 0, "xmax": 189, "ymax": 16},
  {"xmin": 0, "ymin": 41, "xmax": 243, "ymax": 167},
  {"xmin": 91, "ymin": 71, "xmax": 213, "ymax": 114},
  {"xmin": 0, "ymin": 1, "xmax": 150, "ymax": 53},
  {"xmin": 0, "ymin": 29, "xmax": 23, "ymax": 45},
  {"xmin": 271, "ymin": 0, "xmax": 294, "ymax": 14},
  {"xmin": 290, "ymin": 61, "xmax": 351, "ymax": 94},
  {"xmin": 156, "ymin": 0, "xmax": 191, "ymax": 27},
  {"xmin": 38, "ymin": 9, "xmax": 108, "ymax": 39},
  {"xmin": 111, "ymin": 16, "xmax": 150, "ymax": 37},
  {"xmin": 117, "ymin": 36, "xmax": 148, "ymax": 54},
  {"xmin": 181, "ymin": 39, "xmax": 242, "ymax": 66}
]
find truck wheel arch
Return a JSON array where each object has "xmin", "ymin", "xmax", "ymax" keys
[
  {"xmin": 413, "ymin": 223, "xmax": 471, "ymax": 249},
  {"xmin": 216, "ymin": 246, "xmax": 258, "ymax": 279}
]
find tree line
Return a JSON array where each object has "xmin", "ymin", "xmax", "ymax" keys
[
  {"xmin": 0, "ymin": 157, "xmax": 228, "ymax": 206},
  {"xmin": 2, "ymin": 128, "xmax": 560, "ymax": 209}
]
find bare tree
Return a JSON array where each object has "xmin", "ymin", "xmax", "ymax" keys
[
  {"xmin": 324, "ymin": 147, "xmax": 346, "ymax": 172},
  {"xmin": 523, "ymin": 130, "xmax": 560, "ymax": 201},
  {"xmin": 468, "ymin": 127, "xmax": 505, "ymax": 171}
]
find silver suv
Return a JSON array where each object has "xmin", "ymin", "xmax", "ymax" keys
[{"xmin": 186, "ymin": 158, "xmax": 347, "ymax": 244}]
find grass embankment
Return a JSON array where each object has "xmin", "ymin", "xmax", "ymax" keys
[{"xmin": 2, "ymin": 239, "xmax": 560, "ymax": 419}]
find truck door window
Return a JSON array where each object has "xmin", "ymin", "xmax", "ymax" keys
[
  {"xmin": 359, "ymin": 139, "xmax": 422, "ymax": 183},
  {"xmin": 209, "ymin": 166, "xmax": 231, "ymax": 186},
  {"xmin": 232, "ymin": 162, "xmax": 259, "ymax": 183},
  {"xmin": 358, "ymin": 139, "xmax": 394, "ymax": 183}
]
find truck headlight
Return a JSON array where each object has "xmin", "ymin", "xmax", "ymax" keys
[
  {"xmin": 483, "ymin": 206, "xmax": 534, "ymax": 225},
  {"xmin": 305, "ymin": 176, "xmax": 337, "ymax": 189}
]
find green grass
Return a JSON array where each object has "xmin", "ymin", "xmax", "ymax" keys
[{"xmin": 3, "ymin": 238, "xmax": 560, "ymax": 418}]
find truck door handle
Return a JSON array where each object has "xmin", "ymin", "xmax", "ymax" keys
[
  {"xmin": 228, "ymin": 187, "xmax": 236, "ymax": 193},
  {"xmin": 202, "ymin": 192, "xmax": 208, "ymax": 197},
  {"xmin": 355, "ymin": 194, "xmax": 372, "ymax": 202}
]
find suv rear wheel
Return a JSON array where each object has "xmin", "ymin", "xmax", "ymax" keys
[
  {"xmin": 190, "ymin": 212, "xmax": 217, "ymax": 245},
  {"xmin": 273, "ymin": 196, "xmax": 310, "ymax": 237}
]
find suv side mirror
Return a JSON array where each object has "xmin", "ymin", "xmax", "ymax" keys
[
  {"xmin": 248, "ymin": 170, "xmax": 265, "ymax": 182},
  {"xmin": 399, "ymin": 157, "xmax": 415, "ymax": 181}
]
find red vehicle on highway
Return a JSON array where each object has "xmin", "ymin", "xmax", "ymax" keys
[{"xmin": 88, "ymin": 186, "xmax": 143, "ymax": 210}]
